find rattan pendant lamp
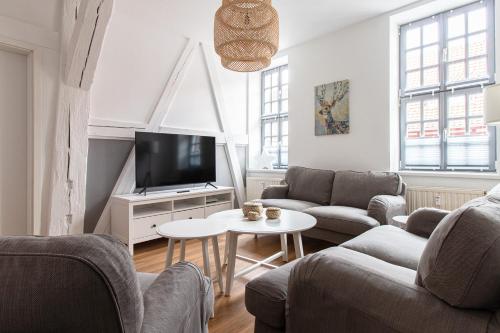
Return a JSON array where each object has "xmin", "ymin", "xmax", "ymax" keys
[{"xmin": 214, "ymin": 0, "xmax": 279, "ymax": 72}]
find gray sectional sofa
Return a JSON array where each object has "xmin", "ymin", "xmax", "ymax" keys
[
  {"xmin": 246, "ymin": 185, "xmax": 500, "ymax": 333},
  {"xmin": 256, "ymin": 166, "xmax": 407, "ymax": 243}
]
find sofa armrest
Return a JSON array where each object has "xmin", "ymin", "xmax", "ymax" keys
[
  {"xmin": 406, "ymin": 207, "xmax": 450, "ymax": 238},
  {"xmin": 141, "ymin": 262, "xmax": 213, "ymax": 333},
  {"xmin": 287, "ymin": 248, "xmax": 492, "ymax": 333},
  {"xmin": 261, "ymin": 184, "xmax": 289, "ymax": 199},
  {"xmin": 367, "ymin": 194, "xmax": 407, "ymax": 225}
]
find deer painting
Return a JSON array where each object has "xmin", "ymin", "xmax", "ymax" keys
[{"xmin": 315, "ymin": 80, "xmax": 350, "ymax": 136}]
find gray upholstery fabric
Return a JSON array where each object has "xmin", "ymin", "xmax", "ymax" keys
[
  {"xmin": 0, "ymin": 235, "xmax": 213, "ymax": 333},
  {"xmin": 141, "ymin": 262, "xmax": 213, "ymax": 333},
  {"xmin": 341, "ymin": 225, "xmax": 427, "ymax": 270},
  {"xmin": 261, "ymin": 185, "xmax": 289, "ymax": 199},
  {"xmin": 245, "ymin": 260, "xmax": 297, "ymax": 330},
  {"xmin": 256, "ymin": 198, "xmax": 320, "ymax": 211},
  {"xmin": 367, "ymin": 194, "xmax": 407, "ymax": 225},
  {"xmin": 331, "ymin": 171, "xmax": 402, "ymax": 209},
  {"xmin": 302, "ymin": 228, "xmax": 355, "ymax": 245},
  {"xmin": 254, "ymin": 319, "xmax": 285, "ymax": 333},
  {"xmin": 406, "ymin": 208, "xmax": 450, "ymax": 238},
  {"xmin": 487, "ymin": 183, "xmax": 500, "ymax": 200},
  {"xmin": 0, "ymin": 234, "xmax": 143, "ymax": 333},
  {"xmin": 304, "ymin": 206, "xmax": 379, "ymax": 236},
  {"xmin": 416, "ymin": 196, "xmax": 500, "ymax": 309},
  {"xmin": 287, "ymin": 247, "xmax": 493, "ymax": 333},
  {"xmin": 285, "ymin": 166, "xmax": 335, "ymax": 205}
]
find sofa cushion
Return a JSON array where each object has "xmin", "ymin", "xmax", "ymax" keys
[
  {"xmin": 416, "ymin": 196, "xmax": 500, "ymax": 309},
  {"xmin": 245, "ymin": 260, "xmax": 297, "ymax": 329},
  {"xmin": 257, "ymin": 198, "xmax": 320, "ymax": 211},
  {"xmin": 304, "ymin": 206, "xmax": 379, "ymax": 236},
  {"xmin": 331, "ymin": 171, "xmax": 402, "ymax": 209},
  {"xmin": 285, "ymin": 166, "xmax": 335, "ymax": 205},
  {"xmin": 341, "ymin": 225, "xmax": 427, "ymax": 270}
]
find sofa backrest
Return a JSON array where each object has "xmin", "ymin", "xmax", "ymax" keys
[
  {"xmin": 416, "ymin": 193, "xmax": 500, "ymax": 309},
  {"xmin": 330, "ymin": 171, "xmax": 402, "ymax": 209},
  {"xmin": 0, "ymin": 234, "xmax": 143, "ymax": 332},
  {"xmin": 285, "ymin": 166, "xmax": 335, "ymax": 205}
]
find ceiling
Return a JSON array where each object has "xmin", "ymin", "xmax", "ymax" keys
[{"xmin": 274, "ymin": 0, "xmax": 422, "ymax": 48}]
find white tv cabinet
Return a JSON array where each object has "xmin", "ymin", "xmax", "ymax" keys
[{"xmin": 111, "ymin": 186, "xmax": 234, "ymax": 255}]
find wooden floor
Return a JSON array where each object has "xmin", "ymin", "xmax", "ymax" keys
[{"xmin": 134, "ymin": 233, "xmax": 331, "ymax": 333}]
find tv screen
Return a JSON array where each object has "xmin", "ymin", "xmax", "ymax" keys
[{"xmin": 135, "ymin": 132, "xmax": 216, "ymax": 189}]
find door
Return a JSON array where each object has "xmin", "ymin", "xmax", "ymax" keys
[{"xmin": 0, "ymin": 48, "xmax": 28, "ymax": 235}]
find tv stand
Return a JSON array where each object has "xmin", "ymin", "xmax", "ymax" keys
[{"xmin": 205, "ymin": 182, "xmax": 217, "ymax": 189}]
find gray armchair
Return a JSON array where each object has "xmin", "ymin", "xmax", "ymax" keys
[{"xmin": 0, "ymin": 234, "xmax": 213, "ymax": 333}]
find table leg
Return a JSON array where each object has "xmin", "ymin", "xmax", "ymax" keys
[
  {"xmin": 225, "ymin": 232, "xmax": 238, "ymax": 296},
  {"xmin": 179, "ymin": 240, "xmax": 186, "ymax": 261},
  {"xmin": 280, "ymin": 234, "xmax": 288, "ymax": 262},
  {"xmin": 201, "ymin": 238, "xmax": 211, "ymax": 278},
  {"xmin": 212, "ymin": 236, "xmax": 224, "ymax": 293},
  {"xmin": 223, "ymin": 231, "xmax": 230, "ymax": 265},
  {"xmin": 165, "ymin": 238, "xmax": 175, "ymax": 268},
  {"xmin": 292, "ymin": 232, "xmax": 304, "ymax": 259}
]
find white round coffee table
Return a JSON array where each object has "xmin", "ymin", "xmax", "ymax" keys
[
  {"xmin": 157, "ymin": 219, "xmax": 227, "ymax": 293},
  {"xmin": 208, "ymin": 209, "xmax": 316, "ymax": 296}
]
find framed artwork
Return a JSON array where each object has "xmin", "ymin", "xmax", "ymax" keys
[{"xmin": 314, "ymin": 80, "xmax": 350, "ymax": 136}]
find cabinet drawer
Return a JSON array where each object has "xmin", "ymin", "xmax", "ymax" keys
[
  {"xmin": 173, "ymin": 207, "xmax": 205, "ymax": 220},
  {"xmin": 205, "ymin": 202, "xmax": 232, "ymax": 217},
  {"xmin": 133, "ymin": 213, "xmax": 171, "ymax": 239}
]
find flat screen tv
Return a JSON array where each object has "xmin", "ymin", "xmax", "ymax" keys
[{"xmin": 135, "ymin": 132, "xmax": 216, "ymax": 190}]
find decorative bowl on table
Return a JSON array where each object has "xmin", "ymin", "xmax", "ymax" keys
[
  {"xmin": 247, "ymin": 211, "xmax": 261, "ymax": 221},
  {"xmin": 265, "ymin": 207, "xmax": 281, "ymax": 219},
  {"xmin": 242, "ymin": 202, "xmax": 263, "ymax": 217}
]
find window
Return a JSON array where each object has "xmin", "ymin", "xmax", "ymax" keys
[
  {"xmin": 400, "ymin": 0, "xmax": 496, "ymax": 171},
  {"xmin": 261, "ymin": 64, "xmax": 288, "ymax": 168}
]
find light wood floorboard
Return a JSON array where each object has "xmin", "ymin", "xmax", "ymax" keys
[{"xmin": 134, "ymin": 234, "xmax": 330, "ymax": 333}]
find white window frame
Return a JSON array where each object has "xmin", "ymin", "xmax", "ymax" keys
[
  {"xmin": 261, "ymin": 64, "xmax": 288, "ymax": 169},
  {"xmin": 399, "ymin": 0, "xmax": 497, "ymax": 172}
]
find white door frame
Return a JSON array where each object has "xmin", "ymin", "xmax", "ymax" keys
[{"xmin": 0, "ymin": 40, "xmax": 43, "ymax": 235}]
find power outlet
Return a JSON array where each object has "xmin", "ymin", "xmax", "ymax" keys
[{"xmin": 434, "ymin": 195, "xmax": 442, "ymax": 208}]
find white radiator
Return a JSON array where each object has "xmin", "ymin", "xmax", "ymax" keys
[
  {"xmin": 246, "ymin": 177, "xmax": 284, "ymax": 201},
  {"xmin": 406, "ymin": 186, "xmax": 486, "ymax": 213}
]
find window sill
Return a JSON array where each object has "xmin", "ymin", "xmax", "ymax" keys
[
  {"xmin": 247, "ymin": 168, "xmax": 287, "ymax": 174},
  {"xmin": 398, "ymin": 170, "xmax": 500, "ymax": 180}
]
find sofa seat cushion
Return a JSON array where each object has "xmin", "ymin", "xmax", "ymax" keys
[
  {"xmin": 257, "ymin": 199, "xmax": 320, "ymax": 212},
  {"xmin": 341, "ymin": 225, "xmax": 427, "ymax": 270},
  {"xmin": 331, "ymin": 171, "xmax": 402, "ymax": 209},
  {"xmin": 285, "ymin": 166, "xmax": 335, "ymax": 205},
  {"xmin": 304, "ymin": 206, "xmax": 379, "ymax": 236},
  {"xmin": 416, "ymin": 196, "xmax": 500, "ymax": 309},
  {"xmin": 245, "ymin": 260, "xmax": 297, "ymax": 329}
]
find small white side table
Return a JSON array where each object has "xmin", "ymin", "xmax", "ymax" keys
[
  {"xmin": 157, "ymin": 219, "xmax": 227, "ymax": 293},
  {"xmin": 391, "ymin": 215, "xmax": 409, "ymax": 230}
]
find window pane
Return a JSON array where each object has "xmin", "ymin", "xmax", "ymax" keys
[
  {"xmin": 447, "ymin": 135, "xmax": 490, "ymax": 167},
  {"xmin": 272, "ymin": 71, "xmax": 279, "ymax": 86},
  {"xmin": 272, "ymin": 101, "xmax": 279, "ymax": 114},
  {"xmin": 448, "ymin": 119, "xmax": 466, "ymax": 136},
  {"xmin": 280, "ymin": 148, "xmax": 288, "ymax": 166},
  {"xmin": 271, "ymin": 121, "xmax": 278, "ymax": 135},
  {"xmin": 423, "ymin": 67, "xmax": 439, "ymax": 86},
  {"xmin": 423, "ymin": 45, "xmax": 439, "ymax": 67},
  {"xmin": 423, "ymin": 121, "xmax": 439, "ymax": 138},
  {"xmin": 264, "ymin": 74, "xmax": 271, "ymax": 88},
  {"xmin": 282, "ymin": 68, "xmax": 289, "ymax": 84},
  {"xmin": 469, "ymin": 92, "xmax": 484, "ymax": 117},
  {"xmin": 271, "ymin": 136, "xmax": 279, "ymax": 146},
  {"xmin": 469, "ymin": 118, "xmax": 488, "ymax": 136},
  {"xmin": 448, "ymin": 61, "xmax": 466, "ymax": 83},
  {"xmin": 406, "ymin": 49, "xmax": 421, "ymax": 70},
  {"xmin": 264, "ymin": 122, "xmax": 271, "ymax": 136},
  {"xmin": 405, "ymin": 138, "xmax": 441, "ymax": 166},
  {"xmin": 407, "ymin": 123, "xmax": 421, "ymax": 138},
  {"xmin": 271, "ymin": 87, "xmax": 279, "ymax": 101},
  {"xmin": 448, "ymin": 95, "xmax": 466, "ymax": 118},
  {"xmin": 468, "ymin": 8, "xmax": 486, "ymax": 33},
  {"xmin": 448, "ymin": 14, "xmax": 465, "ymax": 38},
  {"xmin": 423, "ymin": 99, "xmax": 439, "ymax": 120},
  {"xmin": 406, "ymin": 101, "xmax": 421, "ymax": 122},
  {"xmin": 264, "ymin": 89, "xmax": 271, "ymax": 102},
  {"xmin": 281, "ymin": 135, "xmax": 288, "ymax": 146},
  {"xmin": 468, "ymin": 57, "xmax": 487, "ymax": 80},
  {"xmin": 264, "ymin": 103, "xmax": 271, "ymax": 115},
  {"xmin": 406, "ymin": 27, "xmax": 421, "ymax": 49},
  {"xmin": 423, "ymin": 22, "xmax": 439, "ymax": 44},
  {"xmin": 468, "ymin": 33, "xmax": 487, "ymax": 57},
  {"xmin": 406, "ymin": 70, "xmax": 421, "ymax": 90},
  {"xmin": 282, "ymin": 100, "xmax": 288, "ymax": 113},
  {"xmin": 282, "ymin": 85, "xmax": 288, "ymax": 99},
  {"xmin": 448, "ymin": 38, "xmax": 465, "ymax": 61},
  {"xmin": 264, "ymin": 137, "xmax": 271, "ymax": 147}
]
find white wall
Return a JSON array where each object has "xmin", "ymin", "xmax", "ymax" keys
[
  {"xmin": 0, "ymin": 1, "xmax": 61, "ymax": 233},
  {"xmin": 282, "ymin": 0, "xmax": 500, "ymax": 191}
]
